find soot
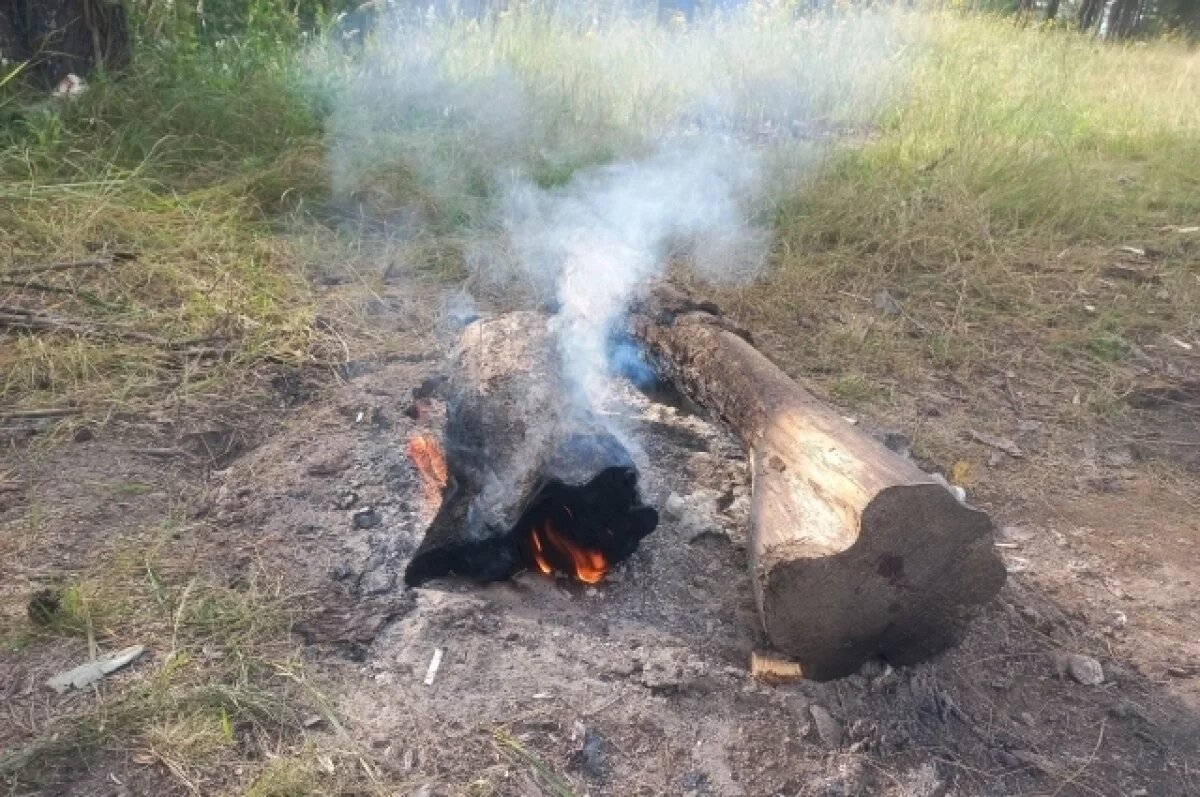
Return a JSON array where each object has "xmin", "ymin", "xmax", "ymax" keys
[{"xmin": 403, "ymin": 434, "xmax": 658, "ymax": 587}]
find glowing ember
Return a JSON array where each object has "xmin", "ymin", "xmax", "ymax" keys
[
  {"xmin": 529, "ymin": 514, "xmax": 609, "ymax": 584},
  {"xmin": 406, "ymin": 434, "xmax": 448, "ymax": 507}
]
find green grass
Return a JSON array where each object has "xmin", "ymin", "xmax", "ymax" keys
[
  {"xmin": 2, "ymin": 537, "xmax": 312, "ymax": 793},
  {"xmin": 0, "ymin": 42, "xmax": 326, "ymax": 420},
  {"xmin": 308, "ymin": 8, "xmax": 1196, "ymax": 423},
  {"xmin": 7, "ymin": 8, "xmax": 1195, "ymax": 424}
]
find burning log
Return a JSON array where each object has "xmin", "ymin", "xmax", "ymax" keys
[
  {"xmin": 404, "ymin": 312, "xmax": 658, "ymax": 587},
  {"xmin": 630, "ymin": 286, "xmax": 1006, "ymax": 680}
]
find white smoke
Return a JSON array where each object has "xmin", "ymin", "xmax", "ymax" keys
[
  {"xmin": 502, "ymin": 141, "xmax": 767, "ymax": 408},
  {"xmin": 314, "ymin": 5, "xmax": 915, "ymax": 411}
]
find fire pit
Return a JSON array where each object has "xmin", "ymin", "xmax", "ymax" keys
[
  {"xmin": 404, "ymin": 290, "xmax": 1006, "ymax": 681},
  {"xmin": 403, "ymin": 312, "xmax": 658, "ymax": 588}
]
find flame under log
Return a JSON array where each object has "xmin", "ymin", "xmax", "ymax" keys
[
  {"xmin": 630, "ymin": 285, "xmax": 1007, "ymax": 681},
  {"xmin": 404, "ymin": 312, "xmax": 657, "ymax": 587}
]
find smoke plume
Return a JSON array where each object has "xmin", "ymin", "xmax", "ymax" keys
[
  {"xmin": 501, "ymin": 141, "xmax": 766, "ymax": 407},
  {"xmin": 317, "ymin": 4, "xmax": 912, "ymax": 410}
]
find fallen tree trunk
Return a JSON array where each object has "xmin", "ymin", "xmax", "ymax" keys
[
  {"xmin": 630, "ymin": 285, "xmax": 1006, "ymax": 680},
  {"xmin": 404, "ymin": 312, "xmax": 658, "ymax": 587}
]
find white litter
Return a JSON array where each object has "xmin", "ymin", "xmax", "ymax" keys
[
  {"xmin": 47, "ymin": 645, "xmax": 146, "ymax": 693},
  {"xmin": 423, "ymin": 647, "xmax": 444, "ymax": 686}
]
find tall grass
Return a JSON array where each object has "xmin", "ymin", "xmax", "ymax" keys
[
  {"xmin": 3, "ymin": 4, "xmax": 1196, "ymax": 415},
  {"xmin": 0, "ymin": 35, "xmax": 325, "ymax": 416},
  {"xmin": 316, "ymin": 6, "xmax": 1197, "ymax": 415}
]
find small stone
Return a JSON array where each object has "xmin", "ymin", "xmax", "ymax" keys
[
  {"xmin": 999, "ymin": 525, "xmax": 1035, "ymax": 543},
  {"xmin": 72, "ymin": 426, "xmax": 94, "ymax": 442},
  {"xmin": 1065, "ymin": 653, "xmax": 1105, "ymax": 686},
  {"xmin": 809, "ymin": 704, "xmax": 844, "ymax": 748},
  {"xmin": 664, "ymin": 493, "xmax": 686, "ymax": 519},
  {"xmin": 879, "ymin": 431, "xmax": 911, "ymax": 458},
  {"xmin": 302, "ymin": 714, "xmax": 325, "ymax": 728},
  {"xmin": 334, "ymin": 491, "xmax": 358, "ymax": 510},
  {"xmin": 1108, "ymin": 701, "xmax": 1143, "ymax": 721},
  {"xmin": 307, "ymin": 452, "xmax": 351, "ymax": 476},
  {"xmin": 352, "ymin": 507, "xmax": 381, "ymax": 529}
]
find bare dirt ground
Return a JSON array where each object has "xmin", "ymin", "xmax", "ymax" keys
[{"xmin": 3, "ymin": 264, "xmax": 1199, "ymax": 796}]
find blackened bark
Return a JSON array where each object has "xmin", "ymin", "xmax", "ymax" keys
[
  {"xmin": 0, "ymin": 0, "xmax": 129, "ymax": 89},
  {"xmin": 404, "ymin": 313, "xmax": 658, "ymax": 587}
]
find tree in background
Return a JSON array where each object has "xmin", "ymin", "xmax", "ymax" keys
[{"xmin": 0, "ymin": 0, "xmax": 129, "ymax": 88}]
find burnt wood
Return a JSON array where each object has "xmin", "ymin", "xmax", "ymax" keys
[
  {"xmin": 404, "ymin": 312, "xmax": 657, "ymax": 587},
  {"xmin": 630, "ymin": 285, "xmax": 1006, "ymax": 680}
]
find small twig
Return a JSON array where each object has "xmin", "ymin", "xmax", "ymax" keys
[
  {"xmin": 1, "ymin": 407, "xmax": 81, "ymax": 420},
  {"xmin": 123, "ymin": 447, "xmax": 190, "ymax": 459},
  {"xmin": 0, "ymin": 280, "xmax": 76, "ymax": 295},
  {"xmin": 0, "ymin": 306, "xmax": 167, "ymax": 346},
  {"xmin": 0, "ymin": 279, "xmax": 115, "ymax": 309},
  {"xmin": 1050, "ymin": 719, "xmax": 1106, "ymax": 797},
  {"xmin": 0, "ymin": 305, "xmax": 233, "ymax": 357},
  {"xmin": 3, "ymin": 258, "xmax": 114, "ymax": 277}
]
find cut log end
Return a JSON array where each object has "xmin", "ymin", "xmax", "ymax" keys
[
  {"xmin": 758, "ymin": 484, "xmax": 1006, "ymax": 681},
  {"xmin": 631, "ymin": 284, "xmax": 1006, "ymax": 680}
]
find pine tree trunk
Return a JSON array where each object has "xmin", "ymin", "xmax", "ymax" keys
[{"xmin": 1078, "ymin": 0, "xmax": 1106, "ymax": 31}]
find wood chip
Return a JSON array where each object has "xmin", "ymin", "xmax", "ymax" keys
[
  {"xmin": 967, "ymin": 430, "xmax": 1024, "ymax": 459},
  {"xmin": 750, "ymin": 651, "xmax": 804, "ymax": 684}
]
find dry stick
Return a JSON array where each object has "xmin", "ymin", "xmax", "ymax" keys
[
  {"xmin": 0, "ymin": 306, "xmax": 229, "ymax": 357},
  {"xmin": 1050, "ymin": 720, "xmax": 1107, "ymax": 797},
  {"xmin": 0, "ymin": 306, "xmax": 167, "ymax": 345},
  {"xmin": 0, "ymin": 279, "xmax": 115, "ymax": 309},
  {"xmin": 0, "ymin": 408, "xmax": 82, "ymax": 420},
  {"xmin": 3, "ymin": 258, "xmax": 114, "ymax": 277}
]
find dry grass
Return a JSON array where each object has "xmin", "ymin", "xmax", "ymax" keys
[
  {"xmin": 0, "ymin": 51, "xmax": 333, "ymax": 432},
  {"xmin": 3, "ymin": 6, "xmax": 1198, "ymax": 793},
  {"xmin": 0, "ymin": 527, "xmax": 315, "ymax": 793}
]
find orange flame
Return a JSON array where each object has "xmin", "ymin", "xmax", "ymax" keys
[
  {"xmin": 406, "ymin": 434, "xmax": 448, "ymax": 507},
  {"xmin": 529, "ymin": 514, "xmax": 609, "ymax": 584}
]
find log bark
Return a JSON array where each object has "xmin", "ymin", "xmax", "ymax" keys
[
  {"xmin": 630, "ymin": 286, "xmax": 1006, "ymax": 680},
  {"xmin": 404, "ymin": 312, "xmax": 657, "ymax": 586}
]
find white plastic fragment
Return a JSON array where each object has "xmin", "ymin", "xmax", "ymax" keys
[
  {"xmin": 47, "ymin": 644, "xmax": 146, "ymax": 693},
  {"xmin": 423, "ymin": 647, "xmax": 444, "ymax": 686}
]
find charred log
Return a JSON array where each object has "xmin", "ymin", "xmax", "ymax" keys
[
  {"xmin": 404, "ymin": 312, "xmax": 657, "ymax": 587},
  {"xmin": 630, "ymin": 285, "xmax": 1006, "ymax": 680}
]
